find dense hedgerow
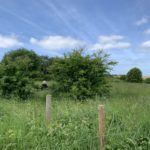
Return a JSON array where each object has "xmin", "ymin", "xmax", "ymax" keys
[
  {"xmin": 0, "ymin": 75, "xmax": 33, "ymax": 99},
  {"xmin": 0, "ymin": 48, "xmax": 39, "ymax": 99},
  {"xmin": 0, "ymin": 48, "xmax": 116, "ymax": 100},
  {"xmin": 49, "ymin": 49, "xmax": 116, "ymax": 100}
]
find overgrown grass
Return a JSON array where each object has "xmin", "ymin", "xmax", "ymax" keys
[{"xmin": 0, "ymin": 81, "xmax": 150, "ymax": 149}]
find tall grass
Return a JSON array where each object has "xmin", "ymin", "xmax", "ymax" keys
[{"xmin": 0, "ymin": 81, "xmax": 150, "ymax": 149}]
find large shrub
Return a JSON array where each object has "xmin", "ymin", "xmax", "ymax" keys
[
  {"xmin": 49, "ymin": 49, "xmax": 116, "ymax": 100},
  {"xmin": 2, "ymin": 48, "xmax": 41, "ymax": 78},
  {"xmin": 144, "ymin": 78, "xmax": 150, "ymax": 84},
  {"xmin": 0, "ymin": 48, "xmax": 40, "ymax": 99},
  {"xmin": 126, "ymin": 67, "xmax": 142, "ymax": 83},
  {"xmin": 1, "ymin": 75, "xmax": 33, "ymax": 99}
]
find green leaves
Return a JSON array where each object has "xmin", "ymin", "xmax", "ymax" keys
[
  {"xmin": 126, "ymin": 67, "xmax": 143, "ymax": 83},
  {"xmin": 0, "ymin": 75, "xmax": 33, "ymax": 99},
  {"xmin": 50, "ymin": 49, "xmax": 115, "ymax": 100},
  {"xmin": 0, "ymin": 48, "xmax": 39, "ymax": 99}
]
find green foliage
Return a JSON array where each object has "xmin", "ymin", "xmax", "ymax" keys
[
  {"xmin": 119, "ymin": 75, "xmax": 126, "ymax": 81},
  {"xmin": 126, "ymin": 67, "xmax": 142, "ymax": 83},
  {"xmin": 39, "ymin": 56, "xmax": 55, "ymax": 80},
  {"xmin": 144, "ymin": 78, "xmax": 150, "ymax": 84},
  {"xmin": 0, "ymin": 48, "xmax": 39, "ymax": 99},
  {"xmin": 2, "ymin": 48, "xmax": 41, "ymax": 78},
  {"xmin": 50, "ymin": 49, "xmax": 116, "ymax": 100},
  {"xmin": 0, "ymin": 75, "xmax": 33, "ymax": 100}
]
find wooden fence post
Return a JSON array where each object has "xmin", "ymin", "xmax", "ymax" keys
[
  {"xmin": 98, "ymin": 105, "xmax": 105, "ymax": 150},
  {"xmin": 46, "ymin": 95, "xmax": 51, "ymax": 125}
]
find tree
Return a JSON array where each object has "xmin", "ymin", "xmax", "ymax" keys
[
  {"xmin": 0, "ymin": 48, "xmax": 40, "ymax": 99},
  {"xmin": 39, "ymin": 56, "xmax": 55, "ymax": 80},
  {"xmin": 49, "ymin": 49, "xmax": 116, "ymax": 100},
  {"xmin": 2, "ymin": 48, "xmax": 41, "ymax": 78},
  {"xmin": 126, "ymin": 67, "xmax": 142, "ymax": 83}
]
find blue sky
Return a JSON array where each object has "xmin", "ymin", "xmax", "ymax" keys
[{"xmin": 0, "ymin": 0, "xmax": 150, "ymax": 75}]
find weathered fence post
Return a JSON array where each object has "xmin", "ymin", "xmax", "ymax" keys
[
  {"xmin": 46, "ymin": 95, "xmax": 51, "ymax": 125},
  {"xmin": 98, "ymin": 105, "xmax": 105, "ymax": 150}
]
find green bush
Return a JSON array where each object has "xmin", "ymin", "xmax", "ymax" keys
[
  {"xmin": 144, "ymin": 78, "xmax": 150, "ymax": 84},
  {"xmin": 126, "ymin": 67, "xmax": 142, "ymax": 83},
  {"xmin": 39, "ymin": 56, "xmax": 55, "ymax": 80},
  {"xmin": 119, "ymin": 75, "xmax": 126, "ymax": 81},
  {"xmin": 1, "ymin": 48, "xmax": 41, "ymax": 78},
  {"xmin": 0, "ymin": 48, "xmax": 38, "ymax": 99},
  {"xmin": 49, "ymin": 49, "xmax": 116, "ymax": 100},
  {"xmin": 0, "ymin": 75, "xmax": 33, "ymax": 99}
]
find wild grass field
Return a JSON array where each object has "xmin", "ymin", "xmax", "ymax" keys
[{"xmin": 0, "ymin": 81, "xmax": 150, "ymax": 150}]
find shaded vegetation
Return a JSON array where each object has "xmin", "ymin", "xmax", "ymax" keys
[{"xmin": 144, "ymin": 78, "xmax": 150, "ymax": 84}]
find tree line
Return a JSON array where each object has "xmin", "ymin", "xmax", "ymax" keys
[{"xmin": 0, "ymin": 48, "xmax": 117, "ymax": 100}]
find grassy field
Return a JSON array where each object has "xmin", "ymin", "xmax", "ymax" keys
[{"xmin": 0, "ymin": 81, "xmax": 150, "ymax": 150}]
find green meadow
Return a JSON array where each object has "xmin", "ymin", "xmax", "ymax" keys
[{"xmin": 0, "ymin": 81, "xmax": 150, "ymax": 150}]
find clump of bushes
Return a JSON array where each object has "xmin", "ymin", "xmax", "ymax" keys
[
  {"xmin": 126, "ymin": 67, "xmax": 142, "ymax": 83},
  {"xmin": 1, "ymin": 76, "xmax": 33, "ymax": 99},
  {"xmin": 0, "ymin": 48, "xmax": 116, "ymax": 100},
  {"xmin": 119, "ymin": 75, "xmax": 126, "ymax": 81},
  {"xmin": 144, "ymin": 78, "xmax": 150, "ymax": 84},
  {"xmin": 49, "ymin": 49, "xmax": 116, "ymax": 100},
  {"xmin": 0, "ymin": 48, "xmax": 39, "ymax": 99}
]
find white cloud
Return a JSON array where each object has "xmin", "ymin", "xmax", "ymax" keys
[
  {"xmin": 144, "ymin": 28, "xmax": 150, "ymax": 34},
  {"xmin": 141, "ymin": 40, "xmax": 150, "ymax": 49},
  {"xmin": 135, "ymin": 17, "xmax": 148, "ymax": 26},
  {"xmin": 91, "ymin": 35, "xmax": 131, "ymax": 50},
  {"xmin": 30, "ymin": 36, "xmax": 85, "ymax": 50},
  {"xmin": 0, "ymin": 35, "xmax": 23, "ymax": 48}
]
